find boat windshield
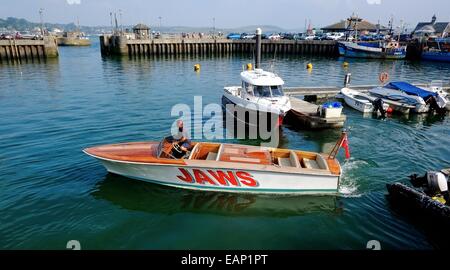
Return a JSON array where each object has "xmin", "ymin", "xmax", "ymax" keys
[{"xmin": 253, "ymin": 85, "xmax": 284, "ymax": 97}]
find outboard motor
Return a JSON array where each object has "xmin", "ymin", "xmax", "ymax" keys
[
  {"xmin": 426, "ymin": 96, "xmax": 446, "ymax": 115},
  {"xmin": 427, "ymin": 171, "xmax": 449, "ymax": 204},
  {"xmin": 372, "ymin": 98, "xmax": 386, "ymax": 117},
  {"xmin": 410, "ymin": 171, "xmax": 450, "ymax": 205}
]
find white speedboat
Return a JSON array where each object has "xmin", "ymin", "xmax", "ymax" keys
[
  {"xmin": 369, "ymin": 81, "xmax": 448, "ymax": 113},
  {"xmin": 84, "ymin": 133, "xmax": 350, "ymax": 195},
  {"xmin": 222, "ymin": 68, "xmax": 291, "ymax": 127},
  {"xmin": 340, "ymin": 88, "xmax": 389, "ymax": 113}
]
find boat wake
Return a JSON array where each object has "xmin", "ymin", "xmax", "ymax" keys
[{"xmin": 338, "ymin": 158, "xmax": 369, "ymax": 197}]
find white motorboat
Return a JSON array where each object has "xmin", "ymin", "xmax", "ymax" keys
[
  {"xmin": 84, "ymin": 133, "xmax": 351, "ymax": 195},
  {"xmin": 222, "ymin": 68, "xmax": 291, "ymax": 127},
  {"xmin": 369, "ymin": 81, "xmax": 448, "ymax": 113},
  {"xmin": 340, "ymin": 88, "xmax": 389, "ymax": 113}
]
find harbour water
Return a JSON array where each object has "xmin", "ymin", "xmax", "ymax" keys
[{"xmin": 0, "ymin": 39, "xmax": 449, "ymax": 249}]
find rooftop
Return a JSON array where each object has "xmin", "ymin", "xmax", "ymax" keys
[
  {"xmin": 322, "ymin": 19, "xmax": 386, "ymax": 32},
  {"xmin": 133, "ymin": 23, "xmax": 150, "ymax": 30}
]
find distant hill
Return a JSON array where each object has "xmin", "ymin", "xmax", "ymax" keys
[
  {"xmin": 0, "ymin": 17, "xmax": 297, "ymax": 34},
  {"xmin": 157, "ymin": 25, "xmax": 289, "ymax": 34},
  {"xmin": 0, "ymin": 17, "xmax": 77, "ymax": 32}
]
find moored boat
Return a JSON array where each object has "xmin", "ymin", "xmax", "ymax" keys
[
  {"xmin": 387, "ymin": 169, "xmax": 450, "ymax": 224},
  {"xmin": 222, "ymin": 68, "xmax": 291, "ymax": 128},
  {"xmin": 422, "ymin": 50, "xmax": 450, "ymax": 62},
  {"xmin": 340, "ymin": 87, "xmax": 389, "ymax": 113},
  {"xmin": 338, "ymin": 41, "xmax": 407, "ymax": 59},
  {"xmin": 84, "ymin": 133, "xmax": 350, "ymax": 195},
  {"xmin": 369, "ymin": 81, "xmax": 448, "ymax": 113}
]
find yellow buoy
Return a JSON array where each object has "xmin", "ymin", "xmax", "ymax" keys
[
  {"xmin": 194, "ymin": 64, "xmax": 201, "ymax": 72},
  {"xmin": 343, "ymin": 61, "xmax": 349, "ymax": 67},
  {"xmin": 306, "ymin": 63, "xmax": 313, "ymax": 69},
  {"xmin": 246, "ymin": 63, "xmax": 253, "ymax": 70}
]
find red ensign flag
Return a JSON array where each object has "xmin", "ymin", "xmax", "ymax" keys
[{"xmin": 341, "ymin": 134, "xmax": 350, "ymax": 159}]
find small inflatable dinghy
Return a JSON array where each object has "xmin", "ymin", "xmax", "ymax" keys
[{"xmin": 387, "ymin": 169, "xmax": 450, "ymax": 224}]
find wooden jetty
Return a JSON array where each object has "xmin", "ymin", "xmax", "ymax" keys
[
  {"xmin": 285, "ymin": 97, "xmax": 346, "ymax": 129},
  {"xmin": 100, "ymin": 35, "xmax": 338, "ymax": 57},
  {"xmin": 0, "ymin": 36, "xmax": 59, "ymax": 62}
]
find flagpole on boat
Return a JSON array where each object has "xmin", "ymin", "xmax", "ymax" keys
[{"xmin": 328, "ymin": 131, "xmax": 350, "ymax": 160}]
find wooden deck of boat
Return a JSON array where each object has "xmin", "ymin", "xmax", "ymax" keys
[
  {"xmin": 286, "ymin": 97, "xmax": 346, "ymax": 129},
  {"xmin": 84, "ymin": 142, "xmax": 186, "ymax": 165}
]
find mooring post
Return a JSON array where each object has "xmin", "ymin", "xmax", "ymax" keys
[
  {"xmin": 344, "ymin": 73, "xmax": 351, "ymax": 87},
  {"xmin": 255, "ymin": 28, "xmax": 262, "ymax": 69}
]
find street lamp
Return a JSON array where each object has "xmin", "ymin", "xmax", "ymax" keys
[
  {"xmin": 158, "ymin": 16, "xmax": 162, "ymax": 29},
  {"xmin": 213, "ymin": 17, "xmax": 215, "ymax": 37},
  {"xmin": 119, "ymin": 9, "xmax": 123, "ymax": 33},
  {"xmin": 39, "ymin": 8, "xmax": 44, "ymax": 36}
]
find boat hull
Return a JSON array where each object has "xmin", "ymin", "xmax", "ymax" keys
[
  {"xmin": 422, "ymin": 51, "xmax": 450, "ymax": 62},
  {"xmin": 222, "ymin": 95, "xmax": 284, "ymax": 128},
  {"xmin": 338, "ymin": 42, "xmax": 406, "ymax": 59},
  {"xmin": 369, "ymin": 87, "xmax": 429, "ymax": 113},
  {"xmin": 341, "ymin": 91, "xmax": 374, "ymax": 113},
  {"xmin": 387, "ymin": 182, "xmax": 450, "ymax": 225},
  {"xmin": 91, "ymin": 156, "xmax": 339, "ymax": 195}
]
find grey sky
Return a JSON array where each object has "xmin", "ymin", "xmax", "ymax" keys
[{"xmin": 1, "ymin": 0, "xmax": 449, "ymax": 31}]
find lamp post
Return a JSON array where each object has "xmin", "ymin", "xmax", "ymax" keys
[
  {"xmin": 158, "ymin": 16, "xmax": 162, "ymax": 29},
  {"xmin": 213, "ymin": 17, "xmax": 215, "ymax": 37},
  {"xmin": 119, "ymin": 9, "xmax": 123, "ymax": 33},
  {"xmin": 39, "ymin": 8, "xmax": 44, "ymax": 36}
]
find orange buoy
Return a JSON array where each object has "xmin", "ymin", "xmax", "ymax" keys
[{"xmin": 379, "ymin": 72, "xmax": 389, "ymax": 84}]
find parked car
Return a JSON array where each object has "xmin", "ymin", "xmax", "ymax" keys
[
  {"xmin": 325, "ymin": 32, "xmax": 344, "ymax": 40},
  {"xmin": 314, "ymin": 34, "xmax": 328, "ymax": 40},
  {"xmin": 241, "ymin": 33, "xmax": 256, "ymax": 39},
  {"xmin": 226, "ymin": 33, "xmax": 241, "ymax": 40},
  {"xmin": 304, "ymin": 35, "xmax": 315, "ymax": 40},
  {"xmin": 0, "ymin": 33, "xmax": 13, "ymax": 40},
  {"xmin": 280, "ymin": 33, "xmax": 295, "ymax": 40},
  {"xmin": 268, "ymin": 33, "xmax": 281, "ymax": 40}
]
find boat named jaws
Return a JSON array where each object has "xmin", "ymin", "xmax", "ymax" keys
[{"xmin": 84, "ymin": 136, "xmax": 346, "ymax": 194}]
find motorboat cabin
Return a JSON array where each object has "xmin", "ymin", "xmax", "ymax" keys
[{"xmin": 222, "ymin": 68, "xmax": 292, "ymax": 127}]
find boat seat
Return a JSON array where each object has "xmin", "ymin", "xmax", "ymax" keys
[
  {"xmin": 206, "ymin": 152, "xmax": 218, "ymax": 161},
  {"xmin": 277, "ymin": 151, "xmax": 300, "ymax": 168},
  {"xmin": 315, "ymin": 154, "xmax": 329, "ymax": 170},
  {"xmin": 278, "ymin": 157, "xmax": 292, "ymax": 167},
  {"xmin": 289, "ymin": 151, "xmax": 300, "ymax": 168},
  {"xmin": 302, "ymin": 158, "xmax": 320, "ymax": 170}
]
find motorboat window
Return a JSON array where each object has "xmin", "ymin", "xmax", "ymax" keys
[
  {"xmin": 270, "ymin": 85, "xmax": 284, "ymax": 97},
  {"xmin": 244, "ymin": 82, "xmax": 253, "ymax": 94},
  {"xmin": 254, "ymin": 86, "xmax": 272, "ymax": 97},
  {"xmin": 253, "ymin": 85, "xmax": 284, "ymax": 97}
]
